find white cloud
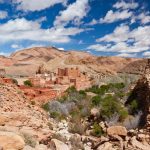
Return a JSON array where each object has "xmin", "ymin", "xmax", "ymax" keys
[
  {"xmin": 0, "ymin": 11, "xmax": 8, "ymax": 19},
  {"xmin": 36, "ymin": 16, "xmax": 47, "ymax": 23},
  {"xmin": 113, "ymin": 1, "xmax": 138, "ymax": 10},
  {"xmin": 117, "ymin": 53, "xmax": 136, "ymax": 58},
  {"xmin": 58, "ymin": 47, "xmax": 64, "ymax": 51},
  {"xmin": 87, "ymin": 19, "xmax": 98, "ymax": 25},
  {"xmin": 137, "ymin": 12, "xmax": 150, "ymax": 25},
  {"xmin": 88, "ymin": 24, "xmax": 150, "ymax": 54},
  {"xmin": 0, "ymin": 18, "xmax": 85, "ymax": 43},
  {"xmin": 13, "ymin": 0, "xmax": 67, "ymax": 11},
  {"xmin": 143, "ymin": 51, "xmax": 150, "ymax": 58},
  {"xmin": 87, "ymin": 1, "xmax": 139, "ymax": 25},
  {"xmin": 0, "ymin": 52, "xmax": 10, "ymax": 56},
  {"xmin": 54, "ymin": 0, "xmax": 89, "ymax": 27},
  {"xmin": 100, "ymin": 10, "xmax": 132, "ymax": 24},
  {"xmin": 11, "ymin": 44, "xmax": 20, "ymax": 49},
  {"xmin": 87, "ymin": 44, "xmax": 109, "ymax": 52},
  {"xmin": 97, "ymin": 25, "xmax": 130, "ymax": 43}
]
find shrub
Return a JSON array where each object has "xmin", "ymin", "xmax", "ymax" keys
[
  {"xmin": 70, "ymin": 135, "xmax": 84, "ymax": 150},
  {"xmin": 68, "ymin": 122, "xmax": 86, "ymax": 135},
  {"xmin": 24, "ymin": 80, "xmax": 32, "ymax": 87},
  {"xmin": 92, "ymin": 96, "xmax": 102, "ymax": 106},
  {"xmin": 101, "ymin": 95, "xmax": 121, "ymax": 119},
  {"xmin": 50, "ymin": 112, "xmax": 61, "ymax": 119},
  {"xmin": 92, "ymin": 122, "xmax": 104, "ymax": 137},
  {"xmin": 48, "ymin": 101, "xmax": 75, "ymax": 116},
  {"xmin": 119, "ymin": 108, "xmax": 129, "ymax": 121},
  {"xmin": 130, "ymin": 99, "xmax": 138, "ymax": 113},
  {"xmin": 12, "ymin": 78, "xmax": 18, "ymax": 85},
  {"xmin": 31, "ymin": 101, "xmax": 35, "ymax": 105},
  {"xmin": 66, "ymin": 86, "xmax": 77, "ymax": 93},
  {"xmin": 42, "ymin": 103, "xmax": 49, "ymax": 112},
  {"xmin": 105, "ymin": 113, "xmax": 119, "ymax": 126},
  {"xmin": 79, "ymin": 90, "xmax": 87, "ymax": 97},
  {"xmin": 22, "ymin": 133, "xmax": 36, "ymax": 148},
  {"xmin": 123, "ymin": 111, "xmax": 142, "ymax": 129}
]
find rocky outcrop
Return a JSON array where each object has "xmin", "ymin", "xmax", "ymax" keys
[
  {"xmin": 0, "ymin": 81, "xmax": 53, "ymax": 149},
  {"xmin": 50, "ymin": 139, "xmax": 70, "ymax": 150},
  {"xmin": 107, "ymin": 126, "xmax": 127, "ymax": 137},
  {"xmin": 0, "ymin": 131, "xmax": 25, "ymax": 150},
  {"xmin": 126, "ymin": 59, "xmax": 150, "ymax": 143}
]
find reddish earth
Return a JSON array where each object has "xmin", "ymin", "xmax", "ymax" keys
[{"xmin": 19, "ymin": 85, "xmax": 61, "ymax": 105}]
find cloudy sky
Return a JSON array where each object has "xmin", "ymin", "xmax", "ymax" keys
[{"xmin": 0, "ymin": 0, "xmax": 150, "ymax": 57}]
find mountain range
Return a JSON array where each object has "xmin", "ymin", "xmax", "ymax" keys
[{"xmin": 0, "ymin": 47, "xmax": 147, "ymax": 77}]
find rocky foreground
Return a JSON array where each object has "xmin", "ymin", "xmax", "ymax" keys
[{"xmin": 0, "ymin": 61, "xmax": 150, "ymax": 149}]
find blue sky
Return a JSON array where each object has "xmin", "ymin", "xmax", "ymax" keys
[{"xmin": 0, "ymin": 0, "xmax": 150, "ymax": 58}]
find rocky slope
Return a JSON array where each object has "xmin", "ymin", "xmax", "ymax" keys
[
  {"xmin": 0, "ymin": 47, "xmax": 146, "ymax": 77},
  {"xmin": 0, "ymin": 81, "xmax": 54, "ymax": 149},
  {"xmin": 126, "ymin": 59, "xmax": 150, "ymax": 144}
]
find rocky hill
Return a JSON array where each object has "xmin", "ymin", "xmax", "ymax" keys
[
  {"xmin": 0, "ymin": 81, "xmax": 54, "ymax": 149},
  {"xmin": 0, "ymin": 47, "xmax": 146, "ymax": 77},
  {"xmin": 126, "ymin": 59, "xmax": 150, "ymax": 142}
]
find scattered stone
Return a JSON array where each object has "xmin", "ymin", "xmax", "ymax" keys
[
  {"xmin": 97, "ymin": 142, "xmax": 114, "ymax": 150},
  {"xmin": 130, "ymin": 136, "xmax": 150, "ymax": 150},
  {"xmin": 107, "ymin": 126, "xmax": 127, "ymax": 137},
  {"xmin": 90, "ymin": 108, "xmax": 100, "ymax": 118},
  {"xmin": 50, "ymin": 139, "xmax": 69, "ymax": 150}
]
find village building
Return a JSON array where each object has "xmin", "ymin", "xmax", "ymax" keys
[
  {"xmin": 29, "ymin": 66, "xmax": 91, "ymax": 91},
  {"xmin": 19, "ymin": 66, "xmax": 92, "ymax": 103}
]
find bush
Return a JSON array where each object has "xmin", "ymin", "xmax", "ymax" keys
[
  {"xmin": 31, "ymin": 101, "xmax": 36, "ymax": 105},
  {"xmin": 130, "ymin": 99, "xmax": 138, "ymax": 113},
  {"xmin": 101, "ymin": 95, "xmax": 121, "ymax": 119},
  {"xmin": 12, "ymin": 78, "xmax": 18, "ymax": 85},
  {"xmin": 119, "ymin": 108, "xmax": 128, "ymax": 121},
  {"xmin": 66, "ymin": 86, "xmax": 77, "ymax": 93},
  {"xmin": 79, "ymin": 90, "xmax": 87, "ymax": 97},
  {"xmin": 92, "ymin": 96, "xmax": 102, "ymax": 106},
  {"xmin": 105, "ymin": 113, "xmax": 119, "ymax": 126},
  {"xmin": 22, "ymin": 133, "xmax": 36, "ymax": 148},
  {"xmin": 50, "ymin": 112, "xmax": 61, "ymax": 119},
  {"xmin": 42, "ymin": 103, "xmax": 49, "ymax": 112},
  {"xmin": 68, "ymin": 122, "xmax": 86, "ymax": 135},
  {"xmin": 24, "ymin": 80, "xmax": 32, "ymax": 87},
  {"xmin": 92, "ymin": 122, "xmax": 104, "ymax": 137},
  {"xmin": 123, "ymin": 111, "xmax": 142, "ymax": 129}
]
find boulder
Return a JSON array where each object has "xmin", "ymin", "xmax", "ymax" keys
[
  {"xmin": 90, "ymin": 108, "xmax": 100, "ymax": 117},
  {"xmin": 0, "ymin": 115, "xmax": 9, "ymax": 126},
  {"xmin": 131, "ymin": 136, "xmax": 150, "ymax": 150},
  {"xmin": 107, "ymin": 126, "xmax": 127, "ymax": 137},
  {"xmin": 0, "ymin": 131, "xmax": 25, "ymax": 150},
  {"xmin": 97, "ymin": 142, "xmax": 114, "ymax": 150},
  {"xmin": 50, "ymin": 139, "xmax": 69, "ymax": 150}
]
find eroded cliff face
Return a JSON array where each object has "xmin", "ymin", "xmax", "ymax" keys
[{"xmin": 126, "ymin": 59, "xmax": 150, "ymax": 132}]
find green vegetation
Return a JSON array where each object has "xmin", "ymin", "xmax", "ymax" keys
[
  {"xmin": 41, "ymin": 103, "xmax": 49, "ymax": 112},
  {"xmin": 50, "ymin": 112, "xmax": 61, "ymax": 119},
  {"xmin": 24, "ymin": 80, "xmax": 32, "ymax": 87},
  {"xmin": 92, "ymin": 95, "xmax": 102, "ymax": 106},
  {"xmin": 42, "ymin": 82, "xmax": 140, "ymax": 134},
  {"xmin": 92, "ymin": 122, "xmax": 104, "ymax": 137},
  {"xmin": 130, "ymin": 99, "xmax": 138, "ymax": 113}
]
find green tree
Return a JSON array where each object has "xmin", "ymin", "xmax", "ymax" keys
[{"xmin": 24, "ymin": 80, "xmax": 32, "ymax": 87}]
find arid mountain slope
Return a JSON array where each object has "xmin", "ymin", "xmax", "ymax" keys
[{"xmin": 0, "ymin": 47, "xmax": 146, "ymax": 77}]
